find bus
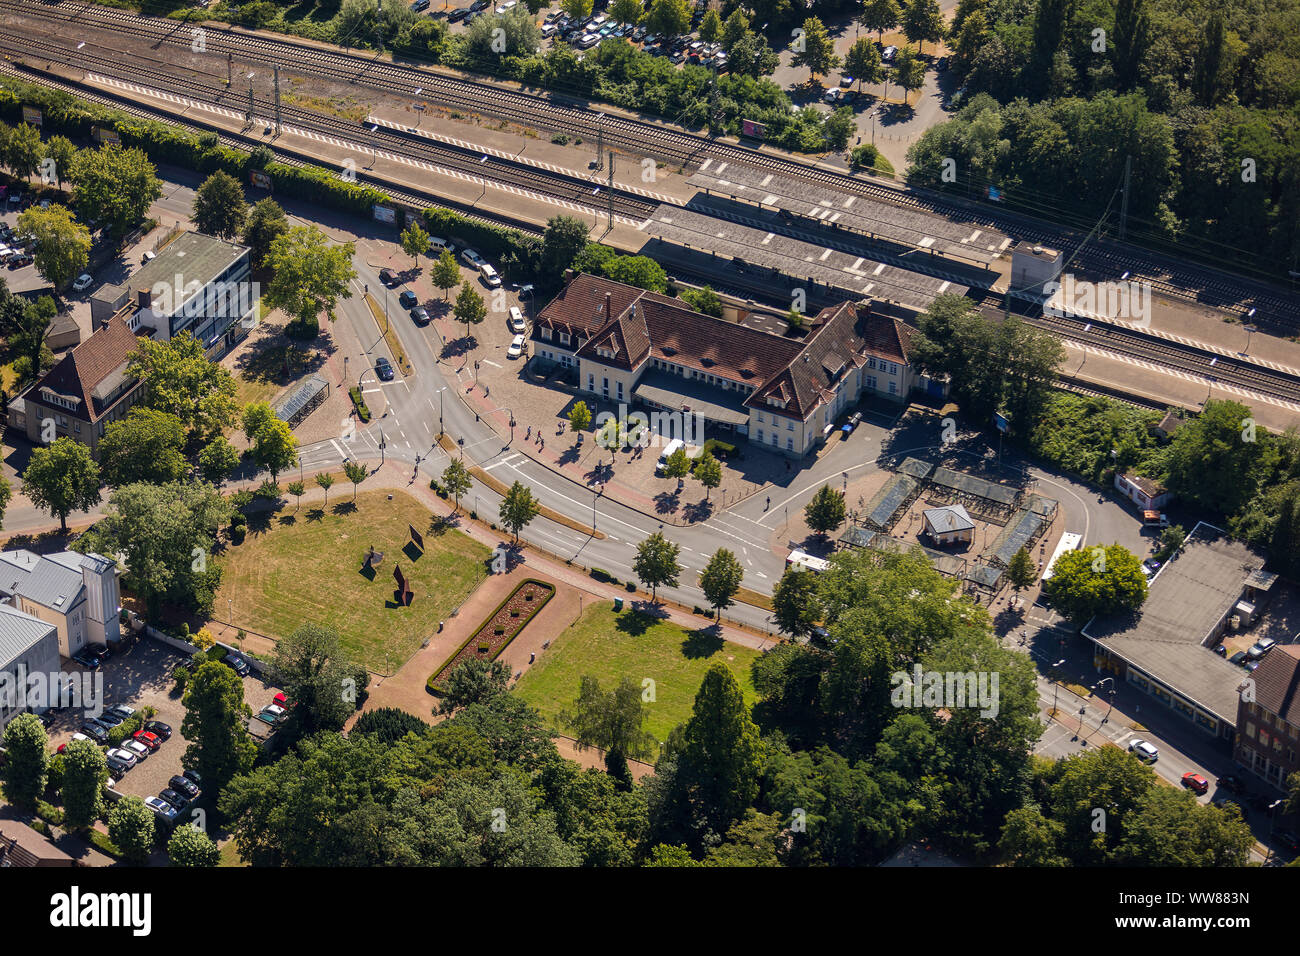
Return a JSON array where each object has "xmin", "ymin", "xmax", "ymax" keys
[
  {"xmin": 1041, "ymin": 532, "xmax": 1083, "ymax": 583},
  {"xmin": 786, "ymin": 550, "xmax": 831, "ymax": 574}
]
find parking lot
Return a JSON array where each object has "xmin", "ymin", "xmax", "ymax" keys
[{"xmin": 46, "ymin": 637, "xmax": 280, "ymax": 809}]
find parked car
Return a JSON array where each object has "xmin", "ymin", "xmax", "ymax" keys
[
  {"xmin": 158, "ymin": 788, "xmax": 190, "ymax": 812},
  {"xmin": 71, "ymin": 273, "xmax": 94, "ymax": 291},
  {"xmin": 105, "ymin": 754, "xmax": 133, "ymax": 776},
  {"xmin": 1217, "ymin": 774, "xmax": 1246, "ymax": 794},
  {"xmin": 7, "ymin": 252, "xmax": 31, "ymax": 268},
  {"xmin": 224, "ymin": 652, "xmax": 251, "ymax": 676},
  {"xmin": 1211, "ymin": 794, "xmax": 1244, "ymax": 816},
  {"xmin": 1128, "ymin": 739, "xmax": 1159, "ymax": 763},
  {"xmin": 143, "ymin": 720, "xmax": 172, "ymax": 741},
  {"xmin": 169, "ymin": 775, "xmax": 200, "ymax": 801},
  {"xmin": 380, "ymin": 268, "xmax": 400, "ymax": 287},
  {"xmin": 260, "ymin": 703, "xmax": 288, "ymax": 724},
  {"xmin": 479, "ymin": 263, "xmax": 502, "ymax": 288},
  {"xmin": 410, "ymin": 0, "xmax": 430, "ymax": 10},
  {"xmin": 183, "ymin": 769, "xmax": 202, "ymax": 788},
  {"xmin": 71, "ymin": 649, "xmax": 101, "ymax": 669},
  {"xmin": 123, "ymin": 739, "xmax": 150, "ymax": 762},
  {"xmin": 461, "ymin": 248, "xmax": 485, "ymax": 268},
  {"xmin": 1213, "ymin": 643, "xmax": 1227, "ymax": 656},
  {"xmin": 1229, "ymin": 651, "xmax": 1249, "ymax": 666},
  {"xmin": 507, "ymin": 334, "xmax": 525, "ymax": 359},
  {"xmin": 103, "ymin": 704, "xmax": 133, "ymax": 722},
  {"xmin": 1181, "ymin": 772, "xmax": 1209, "ymax": 795},
  {"xmin": 508, "ymin": 306, "xmax": 526, "ymax": 333},
  {"xmin": 374, "ymin": 356, "xmax": 395, "ymax": 381},
  {"xmin": 106, "ymin": 747, "xmax": 138, "ymax": 769},
  {"xmin": 1247, "ymin": 637, "xmax": 1277, "ymax": 659},
  {"xmin": 96, "ymin": 710, "xmax": 126, "ymax": 729},
  {"xmin": 398, "ymin": 289, "xmax": 419, "ymax": 309},
  {"xmin": 272, "ymin": 692, "xmax": 291, "ymax": 709},
  {"xmin": 144, "ymin": 796, "xmax": 179, "ymax": 823},
  {"xmin": 132, "ymin": 730, "xmax": 162, "ymax": 751},
  {"xmin": 447, "ymin": 7, "xmax": 470, "ymax": 21},
  {"xmin": 79, "ymin": 722, "xmax": 108, "ymax": 743},
  {"xmin": 881, "ymin": 45, "xmax": 897, "ymax": 62},
  {"xmin": 58, "ymin": 733, "xmax": 92, "ymax": 753},
  {"xmin": 469, "ymin": 0, "xmax": 488, "ymax": 8},
  {"xmin": 410, "ymin": 306, "xmax": 430, "ymax": 326}
]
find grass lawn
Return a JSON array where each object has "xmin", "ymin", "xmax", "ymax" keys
[
  {"xmin": 213, "ymin": 489, "xmax": 491, "ymax": 672},
  {"xmin": 513, "ymin": 604, "xmax": 761, "ymax": 743}
]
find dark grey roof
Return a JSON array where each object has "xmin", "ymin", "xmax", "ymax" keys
[
  {"xmin": 1084, "ymin": 523, "xmax": 1260, "ymax": 723},
  {"xmin": 0, "ymin": 550, "xmax": 86, "ymax": 612},
  {"xmin": 0, "ymin": 603, "xmax": 58, "ymax": 664}
]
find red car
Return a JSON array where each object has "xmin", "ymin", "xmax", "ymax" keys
[
  {"xmin": 1182, "ymin": 772, "xmax": 1209, "ymax": 795},
  {"xmin": 132, "ymin": 730, "xmax": 162, "ymax": 751},
  {"xmin": 273, "ymin": 692, "xmax": 293, "ymax": 709}
]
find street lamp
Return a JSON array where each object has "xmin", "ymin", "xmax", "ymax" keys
[
  {"xmin": 1093, "ymin": 677, "xmax": 1116, "ymax": 724},
  {"xmin": 437, "ymin": 385, "xmax": 447, "ymax": 438},
  {"xmin": 1051, "ymin": 658, "xmax": 1067, "ymax": 717}
]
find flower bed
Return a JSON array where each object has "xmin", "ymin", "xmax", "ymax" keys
[{"xmin": 427, "ymin": 578, "xmax": 555, "ymax": 695}]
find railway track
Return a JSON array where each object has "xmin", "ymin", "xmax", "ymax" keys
[
  {"xmin": 7, "ymin": 0, "xmax": 1297, "ymax": 328},
  {"xmin": 0, "ymin": 27, "xmax": 657, "ymax": 221}
]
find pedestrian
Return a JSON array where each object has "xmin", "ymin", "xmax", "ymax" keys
[{"xmin": 766, "ymin": 495, "xmax": 771, "ymax": 510}]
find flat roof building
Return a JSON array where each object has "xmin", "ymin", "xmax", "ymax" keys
[{"xmin": 1084, "ymin": 523, "xmax": 1265, "ymax": 737}]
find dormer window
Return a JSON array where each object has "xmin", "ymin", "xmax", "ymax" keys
[
  {"xmin": 559, "ymin": 331, "xmax": 570, "ymax": 345},
  {"xmin": 541, "ymin": 327, "xmax": 553, "ymax": 341},
  {"xmin": 766, "ymin": 396, "xmax": 787, "ymax": 409},
  {"xmin": 597, "ymin": 346, "xmax": 616, "ymax": 360}
]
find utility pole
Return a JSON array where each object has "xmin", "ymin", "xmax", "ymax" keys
[
  {"xmin": 595, "ymin": 113, "xmax": 604, "ymax": 171},
  {"xmin": 246, "ymin": 73, "xmax": 254, "ymax": 125},
  {"xmin": 273, "ymin": 63, "xmax": 282, "ymax": 135},
  {"xmin": 1118, "ymin": 154, "xmax": 1132, "ymax": 242},
  {"xmin": 226, "ymin": 51, "xmax": 232, "ymax": 87},
  {"xmin": 607, "ymin": 151, "xmax": 615, "ymax": 232}
]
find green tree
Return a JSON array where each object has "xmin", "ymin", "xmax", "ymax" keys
[
  {"xmin": 663, "ymin": 446, "xmax": 691, "ymax": 484},
  {"xmin": 567, "ymin": 400, "xmax": 592, "ymax": 434},
  {"xmin": 399, "ymin": 221, "xmax": 430, "ymax": 270},
  {"xmin": 343, "ymin": 460, "xmax": 369, "ymax": 500},
  {"xmin": 824, "ymin": 106, "xmax": 857, "ymax": 150},
  {"xmin": 271, "ymin": 623, "xmax": 359, "ymax": 733},
  {"xmin": 242, "ymin": 405, "xmax": 298, "ymax": 482},
  {"xmin": 845, "ymin": 36, "xmax": 885, "ymax": 92},
  {"xmin": 699, "ymin": 547, "xmax": 743, "ymax": 622},
  {"xmin": 287, "ymin": 479, "xmax": 306, "ymax": 511},
  {"xmin": 562, "ymin": 0, "xmax": 593, "ymax": 22},
  {"xmin": 1006, "ymin": 546, "xmax": 1037, "ymax": 596},
  {"xmin": 168, "ymin": 825, "xmax": 220, "ymax": 866},
  {"xmin": 129, "ymin": 333, "xmax": 240, "ymax": 440},
  {"xmin": 804, "ymin": 484, "xmax": 847, "ymax": 538},
  {"xmin": 791, "ymin": 17, "xmax": 841, "ymax": 79},
  {"xmin": 610, "ymin": 0, "xmax": 642, "ymax": 23},
  {"xmin": 17, "ymin": 204, "xmax": 90, "ymax": 289},
  {"xmin": 679, "ymin": 285, "xmax": 723, "ymax": 317},
  {"xmin": 498, "ymin": 480, "xmax": 540, "ymax": 542},
  {"xmin": 560, "ymin": 674, "xmax": 657, "ymax": 766},
  {"xmin": 99, "ymin": 408, "xmax": 187, "ymax": 488},
  {"xmin": 199, "ymin": 436, "xmax": 241, "ymax": 485},
  {"xmin": 673, "ymin": 663, "xmax": 764, "ymax": 841},
  {"xmin": 182, "ymin": 660, "xmax": 258, "ymax": 795},
  {"xmin": 705, "ymin": 810, "xmax": 784, "ymax": 866},
  {"xmin": 61, "ymin": 739, "xmax": 107, "ymax": 830},
  {"xmin": 893, "ymin": 45, "xmax": 926, "ymax": 105},
  {"xmin": 540, "ymin": 215, "xmax": 590, "ymax": 276},
  {"xmin": 21, "ymin": 437, "xmax": 101, "ymax": 532},
  {"xmin": 603, "ymin": 255, "xmax": 667, "ymax": 291},
  {"xmin": 1165, "ymin": 399, "xmax": 1276, "ymax": 517},
  {"xmin": 901, "ymin": 0, "xmax": 946, "ymax": 56},
  {"xmin": 192, "ymin": 170, "xmax": 249, "ymax": 240},
  {"xmin": 727, "ymin": 32, "xmax": 780, "ymax": 78},
  {"xmin": 1042, "ymin": 543, "xmax": 1147, "ymax": 623},
  {"xmin": 0, "ymin": 713, "xmax": 49, "ymax": 807},
  {"xmin": 43, "ymin": 134, "xmax": 77, "ymax": 189},
  {"xmin": 633, "ymin": 530, "xmax": 681, "ymax": 600},
  {"xmin": 694, "ymin": 449, "xmax": 722, "ymax": 499},
  {"xmin": 8, "ymin": 295, "xmax": 55, "ymax": 383},
  {"xmin": 441, "ymin": 457, "xmax": 472, "ymax": 512},
  {"xmin": 437, "ymin": 657, "xmax": 511, "ymax": 715},
  {"xmin": 108, "ymin": 796, "xmax": 157, "ymax": 864},
  {"xmin": 999, "ymin": 806, "xmax": 1069, "ymax": 866},
  {"xmin": 1115, "ymin": 786, "xmax": 1254, "ymax": 866},
  {"xmin": 70, "ymin": 144, "xmax": 163, "ymax": 238},
  {"xmin": 242, "ymin": 198, "xmax": 288, "ymax": 266},
  {"xmin": 454, "ymin": 281, "xmax": 487, "ymax": 340},
  {"xmin": 772, "ymin": 566, "xmax": 822, "ymax": 639},
  {"xmin": 5, "ymin": 123, "xmax": 43, "ymax": 182},
  {"xmin": 75, "ymin": 480, "xmax": 230, "ymax": 615},
  {"xmin": 264, "ymin": 226, "xmax": 357, "ymax": 337},
  {"xmin": 698, "ymin": 8, "xmax": 722, "ymax": 42},
  {"xmin": 645, "ymin": 0, "xmax": 691, "ymax": 38},
  {"xmin": 722, "ymin": 9, "xmax": 751, "ymax": 49},
  {"xmin": 859, "ymin": 0, "xmax": 901, "ymax": 42},
  {"xmin": 315, "ymin": 471, "xmax": 335, "ymax": 506},
  {"xmin": 431, "ymin": 247, "xmax": 460, "ymax": 300}
]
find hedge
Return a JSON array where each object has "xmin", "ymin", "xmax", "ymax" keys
[{"xmin": 349, "ymin": 386, "xmax": 371, "ymax": 423}]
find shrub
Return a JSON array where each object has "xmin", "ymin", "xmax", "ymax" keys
[{"xmin": 348, "ymin": 386, "xmax": 371, "ymax": 423}]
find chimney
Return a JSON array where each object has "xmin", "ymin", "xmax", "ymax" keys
[
  {"xmin": 564, "ymin": 268, "xmax": 576, "ymax": 285},
  {"xmin": 137, "ymin": 288, "xmax": 152, "ymax": 310},
  {"xmin": 605, "ymin": 292, "xmax": 612, "ymax": 318}
]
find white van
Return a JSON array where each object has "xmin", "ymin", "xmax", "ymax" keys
[
  {"xmin": 428, "ymin": 236, "xmax": 455, "ymax": 255},
  {"xmin": 479, "ymin": 263, "xmax": 502, "ymax": 288},
  {"xmin": 656, "ymin": 438, "xmax": 685, "ymax": 474},
  {"xmin": 786, "ymin": 549, "xmax": 830, "ymax": 574}
]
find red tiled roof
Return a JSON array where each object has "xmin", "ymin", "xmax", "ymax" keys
[{"xmin": 29, "ymin": 315, "xmax": 142, "ymax": 423}]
